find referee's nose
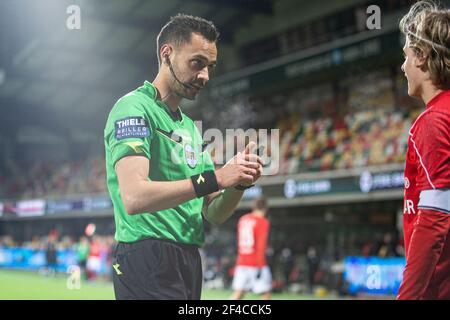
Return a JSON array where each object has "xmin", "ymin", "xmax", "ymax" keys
[{"xmin": 197, "ymin": 67, "xmax": 209, "ymax": 85}]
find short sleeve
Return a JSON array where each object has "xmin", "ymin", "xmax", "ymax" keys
[
  {"xmin": 413, "ymin": 112, "xmax": 450, "ymax": 189},
  {"xmin": 105, "ymin": 94, "xmax": 154, "ymax": 167}
]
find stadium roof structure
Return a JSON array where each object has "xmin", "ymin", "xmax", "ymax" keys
[{"xmin": 0, "ymin": 0, "xmax": 274, "ymax": 143}]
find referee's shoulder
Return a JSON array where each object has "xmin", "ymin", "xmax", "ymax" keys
[
  {"xmin": 109, "ymin": 90, "xmax": 153, "ymax": 115},
  {"xmin": 114, "ymin": 90, "xmax": 149, "ymax": 108},
  {"xmin": 104, "ymin": 92, "xmax": 149, "ymax": 130}
]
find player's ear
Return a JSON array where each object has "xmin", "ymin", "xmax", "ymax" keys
[{"xmin": 412, "ymin": 48, "xmax": 427, "ymax": 69}]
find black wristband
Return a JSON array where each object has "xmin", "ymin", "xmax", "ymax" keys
[
  {"xmin": 191, "ymin": 170, "xmax": 219, "ymax": 198},
  {"xmin": 235, "ymin": 184, "xmax": 255, "ymax": 191}
]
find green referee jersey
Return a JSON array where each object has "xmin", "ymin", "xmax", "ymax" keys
[{"xmin": 104, "ymin": 81, "xmax": 215, "ymax": 246}]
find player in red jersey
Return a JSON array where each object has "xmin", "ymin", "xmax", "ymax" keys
[
  {"xmin": 397, "ymin": 1, "xmax": 450, "ymax": 300},
  {"xmin": 87, "ymin": 235, "xmax": 102, "ymax": 280},
  {"xmin": 230, "ymin": 197, "xmax": 272, "ymax": 300}
]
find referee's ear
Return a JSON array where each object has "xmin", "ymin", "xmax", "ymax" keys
[{"xmin": 160, "ymin": 45, "xmax": 172, "ymax": 64}]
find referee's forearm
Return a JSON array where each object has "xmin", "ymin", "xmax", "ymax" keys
[
  {"xmin": 123, "ymin": 179, "xmax": 197, "ymax": 214},
  {"xmin": 204, "ymin": 188, "xmax": 244, "ymax": 225}
]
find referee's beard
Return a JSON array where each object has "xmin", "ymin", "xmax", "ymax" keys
[
  {"xmin": 171, "ymin": 80, "xmax": 197, "ymax": 101},
  {"xmin": 169, "ymin": 62, "xmax": 201, "ymax": 101}
]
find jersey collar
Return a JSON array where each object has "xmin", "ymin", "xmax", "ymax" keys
[
  {"xmin": 142, "ymin": 80, "xmax": 183, "ymax": 122},
  {"xmin": 426, "ymin": 89, "xmax": 450, "ymax": 109}
]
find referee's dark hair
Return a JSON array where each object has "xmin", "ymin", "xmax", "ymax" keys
[{"xmin": 156, "ymin": 14, "xmax": 220, "ymax": 66}]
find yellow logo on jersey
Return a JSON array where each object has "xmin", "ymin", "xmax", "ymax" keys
[{"xmin": 124, "ymin": 141, "xmax": 144, "ymax": 154}]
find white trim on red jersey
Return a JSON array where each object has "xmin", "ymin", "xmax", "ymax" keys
[{"xmin": 418, "ymin": 189, "xmax": 450, "ymax": 214}]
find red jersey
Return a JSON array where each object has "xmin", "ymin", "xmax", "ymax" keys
[
  {"xmin": 403, "ymin": 90, "xmax": 450, "ymax": 254},
  {"xmin": 236, "ymin": 212, "xmax": 270, "ymax": 267},
  {"xmin": 89, "ymin": 241, "xmax": 101, "ymax": 258}
]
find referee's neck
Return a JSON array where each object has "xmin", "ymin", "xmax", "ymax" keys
[{"xmin": 152, "ymin": 75, "xmax": 181, "ymax": 112}]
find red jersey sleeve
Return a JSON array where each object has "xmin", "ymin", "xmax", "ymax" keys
[{"xmin": 411, "ymin": 111, "xmax": 450, "ymax": 190}]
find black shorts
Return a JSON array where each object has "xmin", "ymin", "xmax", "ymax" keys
[{"xmin": 112, "ymin": 237, "xmax": 203, "ymax": 300}]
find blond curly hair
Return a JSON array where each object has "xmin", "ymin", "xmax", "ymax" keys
[{"xmin": 400, "ymin": 1, "xmax": 450, "ymax": 89}]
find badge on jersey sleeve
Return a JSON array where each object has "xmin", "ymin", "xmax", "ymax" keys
[{"xmin": 115, "ymin": 116, "xmax": 151, "ymax": 140}]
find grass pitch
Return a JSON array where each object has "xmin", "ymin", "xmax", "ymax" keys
[{"xmin": 0, "ymin": 269, "xmax": 338, "ymax": 300}]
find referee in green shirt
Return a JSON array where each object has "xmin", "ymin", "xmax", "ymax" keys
[{"xmin": 104, "ymin": 14, "xmax": 263, "ymax": 300}]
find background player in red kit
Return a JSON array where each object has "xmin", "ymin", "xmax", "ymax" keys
[
  {"xmin": 397, "ymin": 1, "xmax": 450, "ymax": 300},
  {"xmin": 230, "ymin": 197, "xmax": 272, "ymax": 300}
]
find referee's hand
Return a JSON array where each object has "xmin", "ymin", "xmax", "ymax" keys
[{"xmin": 215, "ymin": 141, "xmax": 263, "ymax": 189}]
